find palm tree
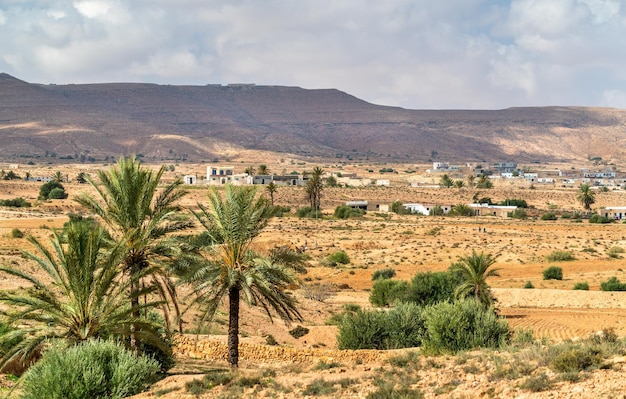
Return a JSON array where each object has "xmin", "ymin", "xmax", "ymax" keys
[
  {"xmin": 265, "ymin": 182, "xmax": 277, "ymax": 206},
  {"xmin": 258, "ymin": 164, "xmax": 269, "ymax": 175},
  {"xmin": 305, "ymin": 167, "xmax": 324, "ymax": 210},
  {"xmin": 75, "ymin": 155, "xmax": 192, "ymax": 351},
  {"xmin": 450, "ymin": 250, "xmax": 501, "ymax": 308},
  {"xmin": 53, "ymin": 171, "xmax": 64, "ymax": 182},
  {"xmin": 244, "ymin": 166, "xmax": 256, "ymax": 176},
  {"xmin": 454, "ymin": 180, "xmax": 465, "ymax": 191},
  {"xmin": 439, "ymin": 174, "xmax": 453, "ymax": 188},
  {"xmin": 577, "ymin": 183, "xmax": 596, "ymax": 211},
  {"xmin": 0, "ymin": 221, "xmax": 166, "ymax": 369},
  {"xmin": 467, "ymin": 174, "xmax": 475, "ymax": 188},
  {"xmin": 187, "ymin": 185, "xmax": 302, "ymax": 368}
]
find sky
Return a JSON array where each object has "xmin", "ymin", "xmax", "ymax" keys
[{"xmin": 1, "ymin": 0, "xmax": 625, "ymax": 110}]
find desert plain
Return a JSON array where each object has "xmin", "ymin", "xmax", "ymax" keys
[{"xmin": 1, "ymin": 157, "xmax": 626, "ymax": 398}]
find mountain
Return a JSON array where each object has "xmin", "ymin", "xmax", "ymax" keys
[{"xmin": 1, "ymin": 73, "xmax": 625, "ymax": 163}]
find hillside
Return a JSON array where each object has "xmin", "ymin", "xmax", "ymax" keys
[{"xmin": 1, "ymin": 73, "xmax": 625, "ymax": 163}]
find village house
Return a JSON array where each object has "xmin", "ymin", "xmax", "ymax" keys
[
  {"xmin": 402, "ymin": 203, "xmax": 452, "ymax": 215},
  {"xmin": 345, "ymin": 201, "xmax": 387, "ymax": 212},
  {"xmin": 469, "ymin": 203, "xmax": 517, "ymax": 218},
  {"xmin": 602, "ymin": 207, "xmax": 626, "ymax": 220},
  {"xmin": 206, "ymin": 165, "xmax": 247, "ymax": 185}
]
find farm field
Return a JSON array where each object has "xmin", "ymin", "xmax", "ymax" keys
[{"xmin": 1, "ymin": 161, "xmax": 626, "ymax": 397}]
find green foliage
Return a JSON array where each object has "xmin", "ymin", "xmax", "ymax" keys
[
  {"xmin": 406, "ymin": 271, "xmax": 461, "ymax": 306},
  {"xmin": 421, "ymin": 300, "xmax": 510, "ymax": 354},
  {"xmin": 390, "ymin": 200, "xmax": 411, "ymax": 215},
  {"xmin": 10, "ymin": 228, "xmax": 23, "ymax": 238},
  {"xmin": 302, "ymin": 378, "xmax": 336, "ymax": 396},
  {"xmin": 523, "ymin": 281, "xmax": 534, "ymax": 289},
  {"xmin": 38, "ymin": 180, "xmax": 67, "ymax": 200},
  {"xmin": 334, "ymin": 205, "xmax": 365, "ymax": 219},
  {"xmin": 439, "ymin": 174, "xmax": 453, "ymax": 188},
  {"xmin": 326, "ymin": 250, "xmax": 350, "ymax": 265},
  {"xmin": 0, "ymin": 197, "xmax": 31, "ymax": 207},
  {"xmin": 296, "ymin": 206, "xmax": 322, "ymax": 218},
  {"xmin": 600, "ymin": 276, "xmax": 626, "ymax": 291},
  {"xmin": 550, "ymin": 346, "xmax": 603, "ymax": 373},
  {"xmin": 429, "ymin": 205, "xmax": 444, "ymax": 216},
  {"xmin": 337, "ymin": 303, "xmax": 426, "ymax": 350},
  {"xmin": 289, "ymin": 325, "xmax": 310, "ymax": 339},
  {"xmin": 545, "ymin": 250, "xmax": 575, "ymax": 262},
  {"xmin": 325, "ymin": 175, "xmax": 338, "ymax": 187},
  {"xmin": 589, "ymin": 214, "xmax": 614, "ymax": 224},
  {"xmin": 269, "ymin": 205, "xmax": 291, "ymax": 217},
  {"xmin": 20, "ymin": 340, "xmax": 159, "ymax": 399},
  {"xmin": 450, "ymin": 203, "xmax": 472, "ymax": 216},
  {"xmin": 509, "ymin": 208, "xmax": 527, "ymax": 219},
  {"xmin": 541, "ymin": 212, "xmax": 557, "ymax": 220},
  {"xmin": 520, "ymin": 373, "xmax": 553, "ymax": 392},
  {"xmin": 499, "ymin": 198, "xmax": 528, "ymax": 208},
  {"xmin": 369, "ymin": 279, "xmax": 410, "ymax": 307},
  {"xmin": 573, "ymin": 282, "xmax": 589, "ymax": 290},
  {"xmin": 542, "ymin": 266, "xmax": 563, "ymax": 280},
  {"xmin": 450, "ymin": 251, "xmax": 500, "ymax": 308},
  {"xmin": 577, "ymin": 183, "xmax": 596, "ymax": 211},
  {"xmin": 371, "ymin": 268, "xmax": 396, "ymax": 281},
  {"xmin": 476, "ymin": 174, "xmax": 493, "ymax": 189}
]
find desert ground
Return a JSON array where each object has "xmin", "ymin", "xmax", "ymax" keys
[{"xmin": 1, "ymin": 158, "xmax": 626, "ymax": 397}]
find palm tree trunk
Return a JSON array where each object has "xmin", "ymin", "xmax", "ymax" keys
[
  {"xmin": 228, "ymin": 287, "xmax": 240, "ymax": 368},
  {"xmin": 130, "ymin": 277, "xmax": 140, "ymax": 352}
]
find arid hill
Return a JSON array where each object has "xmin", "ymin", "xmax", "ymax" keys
[{"xmin": 1, "ymin": 73, "xmax": 625, "ymax": 163}]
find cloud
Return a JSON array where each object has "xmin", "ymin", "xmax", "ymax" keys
[{"xmin": 0, "ymin": 0, "xmax": 625, "ymax": 109}]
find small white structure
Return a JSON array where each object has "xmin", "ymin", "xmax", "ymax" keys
[
  {"xmin": 403, "ymin": 203, "xmax": 451, "ymax": 215},
  {"xmin": 433, "ymin": 162, "xmax": 449, "ymax": 171},
  {"xmin": 376, "ymin": 179, "xmax": 390, "ymax": 187},
  {"xmin": 183, "ymin": 175, "xmax": 197, "ymax": 185}
]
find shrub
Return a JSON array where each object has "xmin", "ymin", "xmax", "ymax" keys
[
  {"xmin": 573, "ymin": 282, "xmax": 589, "ymax": 290},
  {"xmin": 550, "ymin": 346, "xmax": 603, "ymax": 373},
  {"xmin": 10, "ymin": 228, "xmax": 24, "ymax": 238},
  {"xmin": 302, "ymin": 283, "xmax": 336, "ymax": 302},
  {"xmin": 296, "ymin": 206, "xmax": 322, "ymax": 218},
  {"xmin": 371, "ymin": 268, "xmax": 396, "ymax": 281},
  {"xmin": 523, "ymin": 281, "xmax": 534, "ymax": 289},
  {"xmin": 269, "ymin": 205, "xmax": 291, "ymax": 217},
  {"xmin": 334, "ymin": 205, "xmax": 365, "ymax": 219},
  {"xmin": 406, "ymin": 271, "xmax": 461, "ymax": 306},
  {"xmin": 289, "ymin": 325, "xmax": 310, "ymax": 339},
  {"xmin": 589, "ymin": 214, "xmax": 614, "ymax": 224},
  {"xmin": 38, "ymin": 180, "xmax": 67, "ymax": 200},
  {"xmin": 600, "ymin": 276, "xmax": 626, "ymax": 291},
  {"xmin": 608, "ymin": 246, "xmax": 624, "ymax": 258},
  {"xmin": 499, "ymin": 198, "xmax": 528, "ymax": 208},
  {"xmin": 520, "ymin": 373, "xmax": 552, "ymax": 392},
  {"xmin": 545, "ymin": 250, "xmax": 575, "ymax": 262},
  {"xmin": 369, "ymin": 279, "xmax": 410, "ymax": 307},
  {"xmin": 541, "ymin": 212, "xmax": 557, "ymax": 220},
  {"xmin": 543, "ymin": 266, "xmax": 563, "ymax": 280},
  {"xmin": 510, "ymin": 209, "xmax": 527, "ymax": 219},
  {"xmin": 337, "ymin": 303, "xmax": 425, "ymax": 350},
  {"xmin": 326, "ymin": 250, "xmax": 350, "ymax": 266},
  {"xmin": 390, "ymin": 200, "xmax": 410, "ymax": 215},
  {"xmin": 429, "ymin": 205, "xmax": 444, "ymax": 216},
  {"xmin": 0, "ymin": 197, "xmax": 31, "ymax": 207},
  {"xmin": 20, "ymin": 339, "xmax": 159, "ymax": 399},
  {"xmin": 421, "ymin": 300, "xmax": 510, "ymax": 354},
  {"xmin": 48, "ymin": 187, "xmax": 68, "ymax": 199},
  {"xmin": 450, "ymin": 204, "xmax": 472, "ymax": 216}
]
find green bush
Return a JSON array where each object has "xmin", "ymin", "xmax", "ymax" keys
[
  {"xmin": 541, "ymin": 212, "xmax": 557, "ymax": 220},
  {"xmin": 390, "ymin": 200, "xmax": 410, "ymax": 215},
  {"xmin": 0, "ymin": 197, "xmax": 31, "ymax": 207},
  {"xmin": 405, "ymin": 271, "xmax": 461, "ymax": 306},
  {"xmin": 429, "ymin": 205, "xmax": 445, "ymax": 216},
  {"xmin": 20, "ymin": 339, "xmax": 159, "ymax": 399},
  {"xmin": 421, "ymin": 300, "xmax": 510, "ymax": 354},
  {"xmin": 573, "ymin": 282, "xmax": 589, "ymax": 290},
  {"xmin": 550, "ymin": 346, "xmax": 603, "ymax": 373},
  {"xmin": 600, "ymin": 276, "xmax": 626, "ymax": 291},
  {"xmin": 509, "ymin": 209, "xmax": 527, "ymax": 219},
  {"xmin": 326, "ymin": 250, "xmax": 350, "ymax": 266},
  {"xmin": 269, "ymin": 205, "xmax": 291, "ymax": 217},
  {"xmin": 38, "ymin": 180, "xmax": 67, "ymax": 200},
  {"xmin": 545, "ymin": 250, "xmax": 575, "ymax": 262},
  {"xmin": 371, "ymin": 268, "xmax": 396, "ymax": 281},
  {"xmin": 10, "ymin": 228, "xmax": 24, "ymax": 238},
  {"xmin": 289, "ymin": 325, "xmax": 310, "ymax": 339},
  {"xmin": 337, "ymin": 303, "xmax": 425, "ymax": 350},
  {"xmin": 524, "ymin": 281, "xmax": 534, "ymax": 289},
  {"xmin": 369, "ymin": 279, "xmax": 410, "ymax": 307},
  {"xmin": 296, "ymin": 206, "xmax": 322, "ymax": 218},
  {"xmin": 499, "ymin": 198, "xmax": 528, "ymax": 208},
  {"xmin": 48, "ymin": 187, "xmax": 68, "ymax": 199},
  {"xmin": 589, "ymin": 214, "xmax": 614, "ymax": 224},
  {"xmin": 543, "ymin": 266, "xmax": 563, "ymax": 280},
  {"xmin": 334, "ymin": 205, "xmax": 365, "ymax": 219}
]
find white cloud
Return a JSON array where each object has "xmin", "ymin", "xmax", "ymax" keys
[{"xmin": 0, "ymin": 0, "xmax": 624, "ymax": 109}]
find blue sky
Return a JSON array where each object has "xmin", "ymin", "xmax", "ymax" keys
[{"xmin": 1, "ymin": 0, "xmax": 625, "ymax": 109}]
